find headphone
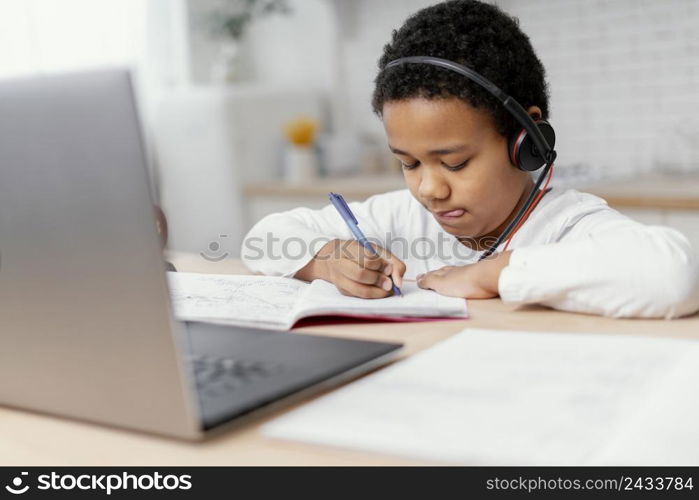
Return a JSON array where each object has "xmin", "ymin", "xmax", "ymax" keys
[{"xmin": 382, "ymin": 56, "xmax": 557, "ymax": 260}]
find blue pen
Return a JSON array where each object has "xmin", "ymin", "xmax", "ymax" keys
[{"xmin": 328, "ymin": 192, "xmax": 402, "ymax": 296}]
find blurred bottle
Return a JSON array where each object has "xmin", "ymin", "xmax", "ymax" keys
[{"xmin": 282, "ymin": 116, "xmax": 319, "ymax": 183}]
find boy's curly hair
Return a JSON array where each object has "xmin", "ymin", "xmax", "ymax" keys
[{"xmin": 372, "ymin": 0, "xmax": 550, "ymax": 138}]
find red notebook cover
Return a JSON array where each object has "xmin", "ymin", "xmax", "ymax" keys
[{"xmin": 292, "ymin": 312, "xmax": 469, "ymax": 329}]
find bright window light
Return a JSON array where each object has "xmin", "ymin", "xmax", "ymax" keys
[{"xmin": 0, "ymin": 0, "xmax": 146, "ymax": 79}]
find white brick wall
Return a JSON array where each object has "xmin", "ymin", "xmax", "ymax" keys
[
  {"xmin": 339, "ymin": 0, "xmax": 435, "ymax": 136},
  {"xmin": 339, "ymin": 0, "xmax": 699, "ymax": 176}
]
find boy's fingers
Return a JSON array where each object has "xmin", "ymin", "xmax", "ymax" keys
[
  {"xmin": 348, "ymin": 243, "xmax": 386, "ymax": 271},
  {"xmin": 388, "ymin": 256, "xmax": 407, "ymax": 288},
  {"xmin": 342, "ymin": 261, "xmax": 392, "ymax": 288},
  {"xmin": 335, "ymin": 275, "xmax": 392, "ymax": 299},
  {"xmin": 363, "ymin": 256, "xmax": 389, "ymax": 272},
  {"xmin": 341, "ymin": 240, "xmax": 399, "ymax": 274},
  {"xmin": 393, "ymin": 270, "xmax": 403, "ymax": 289},
  {"xmin": 368, "ymin": 242, "xmax": 401, "ymax": 270},
  {"xmin": 416, "ymin": 271, "xmax": 439, "ymax": 291},
  {"xmin": 346, "ymin": 243, "xmax": 392, "ymax": 273}
]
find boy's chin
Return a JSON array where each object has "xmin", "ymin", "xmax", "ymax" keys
[{"xmin": 437, "ymin": 221, "xmax": 471, "ymax": 238}]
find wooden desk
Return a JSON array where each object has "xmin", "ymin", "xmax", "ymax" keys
[{"xmin": 2, "ymin": 254, "xmax": 698, "ymax": 466}]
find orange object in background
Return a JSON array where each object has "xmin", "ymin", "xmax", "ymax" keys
[
  {"xmin": 282, "ymin": 116, "xmax": 320, "ymax": 183},
  {"xmin": 283, "ymin": 116, "xmax": 317, "ymax": 147}
]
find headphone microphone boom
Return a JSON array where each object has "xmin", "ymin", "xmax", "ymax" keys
[{"xmin": 382, "ymin": 56, "xmax": 557, "ymax": 260}]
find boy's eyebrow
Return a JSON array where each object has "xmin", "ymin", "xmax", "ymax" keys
[{"xmin": 389, "ymin": 144, "xmax": 470, "ymax": 156}]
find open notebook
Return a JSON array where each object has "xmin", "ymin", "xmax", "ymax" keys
[{"xmin": 167, "ymin": 272, "xmax": 468, "ymax": 330}]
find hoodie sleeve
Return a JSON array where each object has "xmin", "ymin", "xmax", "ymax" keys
[
  {"xmin": 240, "ymin": 190, "xmax": 410, "ymax": 277},
  {"xmin": 498, "ymin": 207, "xmax": 699, "ymax": 319}
]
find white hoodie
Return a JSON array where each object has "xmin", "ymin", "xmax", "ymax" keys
[{"xmin": 241, "ymin": 188, "xmax": 699, "ymax": 319}]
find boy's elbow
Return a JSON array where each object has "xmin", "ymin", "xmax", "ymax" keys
[
  {"xmin": 655, "ymin": 253, "xmax": 699, "ymax": 319},
  {"xmin": 641, "ymin": 228, "xmax": 699, "ymax": 318},
  {"xmin": 595, "ymin": 260, "xmax": 699, "ymax": 319},
  {"xmin": 597, "ymin": 228, "xmax": 699, "ymax": 319}
]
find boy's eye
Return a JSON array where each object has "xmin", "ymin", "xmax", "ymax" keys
[
  {"xmin": 399, "ymin": 159, "xmax": 469, "ymax": 171},
  {"xmin": 444, "ymin": 160, "xmax": 469, "ymax": 171}
]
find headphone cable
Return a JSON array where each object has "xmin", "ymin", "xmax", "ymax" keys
[
  {"xmin": 502, "ymin": 163, "xmax": 554, "ymax": 252},
  {"xmin": 477, "ymin": 161, "xmax": 553, "ymax": 261}
]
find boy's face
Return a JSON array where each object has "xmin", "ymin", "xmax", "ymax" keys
[{"xmin": 382, "ymin": 97, "xmax": 533, "ymax": 244}]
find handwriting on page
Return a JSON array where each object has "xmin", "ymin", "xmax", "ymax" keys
[{"xmin": 167, "ymin": 272, "xmax": 303, "ymax": 327}]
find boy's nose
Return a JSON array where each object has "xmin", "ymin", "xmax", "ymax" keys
[{"xmin": 418, "ymin": 166, "xmax": 450, "ymax": 201}]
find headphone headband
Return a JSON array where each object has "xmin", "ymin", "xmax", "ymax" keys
[
  {"xmin": 384, "ymin": 56, "xmax": 556, "ymax": 165},
  {"xmin": 383, "ymin": 56, "xmax": 557, "ymax": 260}
]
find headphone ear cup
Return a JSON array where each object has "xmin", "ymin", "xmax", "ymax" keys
[{"xmin": 508, "ymin": 120, "xmax": 556, "ymax": 172}]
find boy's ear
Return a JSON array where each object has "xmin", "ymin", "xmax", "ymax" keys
[
  {"xmin": 527, "ymin": 105, "xmax": 542, "ymax": 121},
  {"xmin": 508, "ymin": 105, "xmax": 555, "ymax": 172}
]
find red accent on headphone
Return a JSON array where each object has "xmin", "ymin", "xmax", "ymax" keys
[
  {"xmin": 510, "ymin": 128, "xmax": 528, "ymax": 166},
  {"xmin": 503, "ymin": 163, "xmax": 555, "ymax": 252}
]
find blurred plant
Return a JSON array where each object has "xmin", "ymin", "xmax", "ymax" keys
[{"xmin": 211, "ymin": 0, "xmax": 292, "ymax": 41}]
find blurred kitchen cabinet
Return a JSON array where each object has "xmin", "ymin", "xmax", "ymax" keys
[
  {"xmin": 243, "ymin": 175, "xmax": 405, "ymax": 225},
  {"xmin": 152, "ymin": 85, "xmax": 323, "ymax": 257},
  {"xmin": 248, "ymin": 196, "xmax": 329, "ymax": 225}
]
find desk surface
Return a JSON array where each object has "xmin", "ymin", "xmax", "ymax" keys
[{"xmin": 3, "ymin": 253, "xmax": 699, "ymax": 466}]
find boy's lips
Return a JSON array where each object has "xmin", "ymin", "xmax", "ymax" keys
[{"xmin": 432, "ymin": 208, "xmax": 466, "ymax": 221}]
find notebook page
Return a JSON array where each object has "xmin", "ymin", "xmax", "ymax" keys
[
  {"xmin": 167, "ymin": 272, "xmax": 306, "ymax": 330},
  {"xmin": 294, "ymin": 279, "xmax": 468, "ymax": 319},
  {"xmin": 263, "ymin": 328, "xmax": 696, "ymax": 465}
]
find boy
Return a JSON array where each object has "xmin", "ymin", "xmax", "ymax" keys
[{"xmin": 242, "ymin": 0, "xmax": 699, "ymax": 318}]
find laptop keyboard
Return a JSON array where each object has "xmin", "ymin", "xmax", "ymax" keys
[{"xmin": 187, "ymin": 354, "xmax": 285, "ymax": 398}]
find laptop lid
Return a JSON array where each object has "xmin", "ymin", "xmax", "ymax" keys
[{"xmin": 0, "ymin": 69, "xmax": 201, "ymax": 439}]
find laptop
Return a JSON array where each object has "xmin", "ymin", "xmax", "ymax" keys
[{"xmin": 0, "ymin": 69, "xmax": 402, "ymax": 439}]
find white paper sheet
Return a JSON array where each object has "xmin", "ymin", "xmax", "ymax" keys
[{"xmin": 263, "ymin": 328, "xmax": 699, "ymax": 465}]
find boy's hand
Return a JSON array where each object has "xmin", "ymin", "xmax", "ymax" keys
[
  {"xmin": 295, "ymin": 239, "xmax": 406, "ymax": 299},
  {"xmin": 416, "ymin": 251, "xmax": 512, "ymax": 299}
]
